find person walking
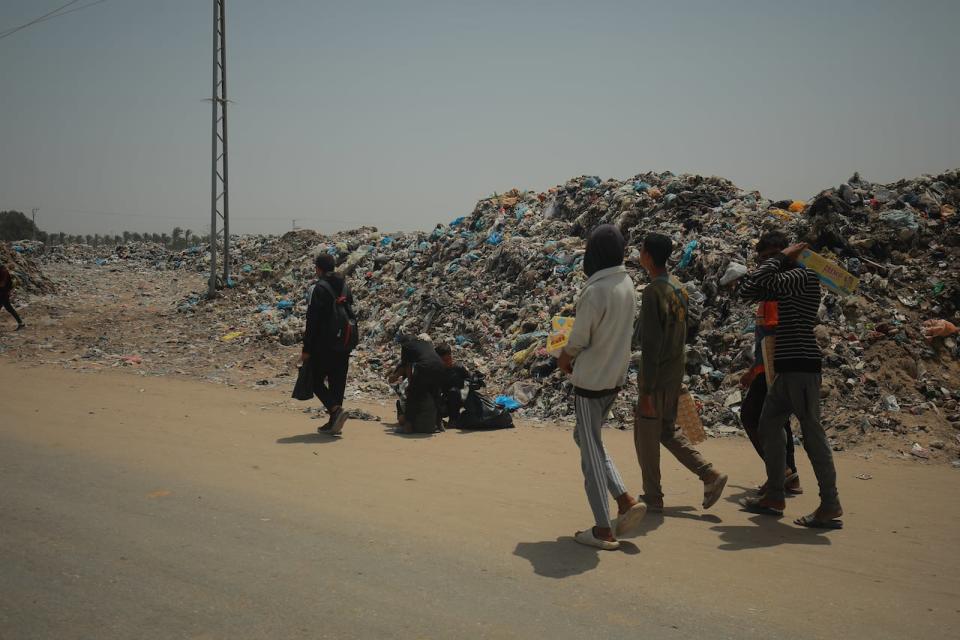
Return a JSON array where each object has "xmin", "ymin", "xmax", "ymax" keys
[
  {"xmin": 737, "ymin": 231, "xmax": 802, "ymax": 495},
  {"xmin": 0, "ymin": 262, "xmax": 25, "ymax": 331},
  {"xmin": 634, "ymin": 233, "xmax": 728, "ymax": 512},
  {"xmin": 301, "ymin": 254, "xmax": 356, "ymax": 435},
  {"xmin": 738, "ymin": 233, "xmax": 843, "ymax": 529},
  {"xmin": 558, "ymin": 224, "xmax": 647, "ymax": 550}
]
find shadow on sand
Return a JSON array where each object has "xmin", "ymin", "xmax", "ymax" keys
[
  {"xmin": 275, "ymin": 432, "xmax": 341, "ymax": 444},
  {"xmin": 514, "ymin": 536, "xmax": 639, "ymax": 578}
]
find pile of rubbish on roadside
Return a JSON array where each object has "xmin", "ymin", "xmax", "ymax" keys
[
  {"xmin": 36, "ymin": 240, "xmax": 210, "ymax": 271},
  {"xmin": 1, "ymin": 241, "xmax": 57, "ymax": 295},
  {"xmin": 157, "ymin": 168, "xmax": 960, "ymax": 455}
]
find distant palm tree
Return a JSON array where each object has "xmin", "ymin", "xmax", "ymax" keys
[
  {"xmin": 172, "ymin": 227, "xmax": 183, "ymax": 249},
  {"xmin": 161, "ymin": 233, "xmax": 170, "ymax": 247},
  {"xmin": 184, "ymin": 229, "xmax": 193, "ymax": 247},
  {"xmin": 122, "ymin": 231, "xmax": 131, "ymax": 244}
]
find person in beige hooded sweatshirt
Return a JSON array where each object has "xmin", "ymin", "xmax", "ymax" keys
[{"xmin": 557, "ymin": 225, "xmax": 647, "ymax": 550}]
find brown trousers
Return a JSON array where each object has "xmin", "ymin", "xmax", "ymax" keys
[{"xmin": 634, "ymin": 386, "xmax": 713, "ymax": 501}]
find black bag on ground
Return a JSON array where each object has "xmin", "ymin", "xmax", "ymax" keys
[
  {"xmin": 316, "ymin": 280, "xmax": 359, "ymax": 353},
  {"xmin": 459, "ymin": 374, "xmax": 514, "ymax": 429},
  {"xmin": 292, "ymin": 364, "xmax": 314, "ymax": 401}
]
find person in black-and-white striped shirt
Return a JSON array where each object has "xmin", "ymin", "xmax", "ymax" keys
[{"xmin": 738, "ymin": 233, "xmax": 844, "ymax": 530}]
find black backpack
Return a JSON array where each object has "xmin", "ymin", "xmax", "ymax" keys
[{"xmin": 315, "ymin": 280, "xmax": 359, "ymax": 353}]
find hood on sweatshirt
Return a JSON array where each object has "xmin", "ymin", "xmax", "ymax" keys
[{"xmin": 583, "ymin": 224, "xmax": 626, "ymax": 277}]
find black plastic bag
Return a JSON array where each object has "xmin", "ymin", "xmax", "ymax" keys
[
  {"xmin": 292, "ymin": 365, "xmax": 314, "ymax": 401},
  {"xmin": 460, "ymin": 389, "xmax": 514, "ymax": 429}
]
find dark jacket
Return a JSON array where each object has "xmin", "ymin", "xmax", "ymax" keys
[
  {"xmin": 303, "ymin": 274, "xmax": 353, "ymax": 358},
  {"xmin": 400, "ymin": 338, "xmax": 444, "ymax": 370},
  {"xmin": 0, "ymin": 265, "xmax": 12, "ymax": 298}
]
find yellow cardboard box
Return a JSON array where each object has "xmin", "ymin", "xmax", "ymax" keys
[
  {"xmin": 547, "ymin": 316, "xmax": 575, "ymax": 356},
  {"xmin": 798, "ymin": 249, "xmax": 859, "ymax": 296}
]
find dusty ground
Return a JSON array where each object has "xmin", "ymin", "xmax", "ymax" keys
[
  {"xmin": 0, "ymin": 264, "xmax": 297, "ymax": 386},
  {"xmin": 0, "ymin": 360, "xmax": 958, "ymax": 639}
]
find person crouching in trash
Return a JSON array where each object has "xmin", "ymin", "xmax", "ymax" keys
[
  {"xmin": 387, "ymin": 333, "xmax": 446, "ymax": 434},
  {"xmin": 556, "ymin": 224, "xmax": 647, "ymax": 550}
]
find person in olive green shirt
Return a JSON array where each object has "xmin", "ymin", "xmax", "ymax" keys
[{"xmin": 634, "ymin": 233, "xmax": 727, "ymax": 511}]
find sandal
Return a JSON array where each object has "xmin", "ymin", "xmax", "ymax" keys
[
  {"xmin": 785, "ymin": 472, "xmax": 804, "ymax": 495},
  {"xmin": 794, "ymin": 513, "xmax": 843, "ymax": 530},
  {"xmin": 612, "ymin": 503, "xmax": 647, "ymax": 537},
  {"xmin": 741, "ymin": 496, "xmax": 784, "ymax": 516},
  {"xmin": 703, "ymin": 472, "xmax": 728, "ymax": 509},
  {"xmin": 574, "ymin": 528, "xmax": 620, "ymax": 550}
]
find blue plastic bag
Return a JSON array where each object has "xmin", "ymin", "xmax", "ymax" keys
[
  {"xmin": 678, "ymin": 239, "xmax": 698, "ymax": 268},
  {"xmin": 495, "ymin": 395, "xmax": 522, "ymax": 411}
]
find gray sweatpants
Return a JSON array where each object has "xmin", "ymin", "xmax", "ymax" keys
[
  {"xmin": 759, "ymin": 372, "xmax": 840, "ymax": 506},
  {"xmin": 573, "ymin": 392, "xmax": 629, "ymax": 530}
]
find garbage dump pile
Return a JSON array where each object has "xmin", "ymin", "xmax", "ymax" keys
[
  {"xmin": 162, "ymin": 168, "xmax": 960, "ymax": 455},
  {"xmin": 1, "ymin": 241, "xmax": 57, "ymax": 295},
  {"xmin": 39, "ymin": 241, "xmax": 208, "ymax": 271}
]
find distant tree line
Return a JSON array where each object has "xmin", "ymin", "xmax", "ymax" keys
[{"xmin": 1, "ymin": 211, "xmax": 208, "ymax": 249}]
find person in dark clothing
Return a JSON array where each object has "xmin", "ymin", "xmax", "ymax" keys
[
  {"xmin": 0, "ymin": 263, "xmax": 25, "ymax": 330},
  {"xmin": 737, "ymin": 231, "xmax": 802, "ymax": 495},
  {"xmin": 301, "ymin": 254, "xmax": 354, "ymax": 435},
  {"xmin": 388, "ymin": 334, "xmax": 445, "ymax": 434},
  {"xmin": 435, "ymin": 343, "xmax": 469, "ymax": 427},
  {"xmin": 738, "ymin": 234, "xmax": 843, "ymax": 529}
]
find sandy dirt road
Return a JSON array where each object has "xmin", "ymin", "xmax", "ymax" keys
[{"xmin": 1, "ymin": 360, "xmax": 958, "ymax": 639}]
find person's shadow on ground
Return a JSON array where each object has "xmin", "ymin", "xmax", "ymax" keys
[
  {"xmin": 275, "ymin": 433, "xmax": 341, "ymax": 444},
  {"xmin": 710, "ymin": 514, "xmax": 835, "ymax": 551},
  {"xmin": 382, "ymin": 423, "xmax": 438, "ymax": 439},
  {"xmin": 713, "ymin": 485, "xmax": 835, "ymax": 550},
  {"xmin": 617, "ymin": 506, "xmax": 721, "ymax": 539},
  {"xmin": 514, "ymin": 537, "xmax": 639, "ymax": 579}
]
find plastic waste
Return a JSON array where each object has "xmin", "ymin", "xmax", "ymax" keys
[
  {"xmin": 719, "ymin": 262, "xmax": 747, "ymax": 286},
  {"xmin": 879, "ymin": 210, "xmax": 918, "ymax": 231},
  {"xmin": 495, "ymin": 395, "xmax": 522, "ymax": 411},
  {"xmin": 678, "ymin": 239, "xmax": 698, "ymax": 268}
]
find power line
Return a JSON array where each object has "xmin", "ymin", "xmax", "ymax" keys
[
  {"xmin": 0, "ymin": 0, "xmax": 81, "ymax": 39},
  {"xmin": 0, "ymin": 0, "xmax": 109, "ymax": 41}
]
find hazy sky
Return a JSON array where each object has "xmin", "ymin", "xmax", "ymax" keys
[{"xmin": 2, "ymin": 0, "xmax": 958, "ymax": 236}]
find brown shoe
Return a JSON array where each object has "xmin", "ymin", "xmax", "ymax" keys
[
  {"xmin": 785, "ymin": 473, "xmax": 803, "ymax": 495},
  {"xmin": 703, "ymin": 472, "xmax": 728, "ymax": 509},
  {"xmin": 641, "ymin": 496, "xmax": 664, "ymax": 512}
]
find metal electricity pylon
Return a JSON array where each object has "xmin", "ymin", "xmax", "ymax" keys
[{"xmin": 208, "ymin": 0, "xmax": 230, "ymax": 298}]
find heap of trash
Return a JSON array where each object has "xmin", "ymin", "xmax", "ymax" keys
[
  {"xmin": 166, "ymin": 168, "xmax": 960, "ymax": 450},
  {"xmin": 1, "ymin": 241, "xmax": 57, "ymax": 295},
  {"xmin": 40, "ymin": 241, "xmax": 209, "ymax": 271}
]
